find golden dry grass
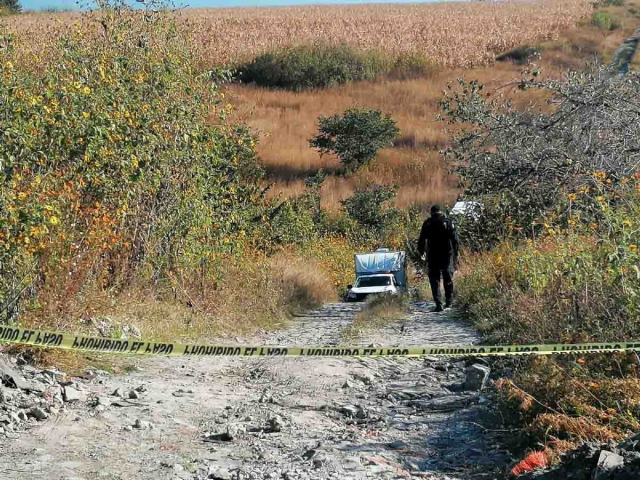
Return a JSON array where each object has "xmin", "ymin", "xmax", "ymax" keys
[
  {"xmin": 18, "ymin": 252, "xmax": 336, "ymax": 344},
  {"xmin": 5, "ymin": 1, "xmax": 592, "ymax": 68},
  {"xmin": 225, "ymin": 0, "xmax": 640, "ymax": 213},
  {"xmin": 341, "ymin": 294, "xmax": 409, "ymax": 339},
  {"xmin": 179, "ymin": 0, "xmax": 592, "ymax": 68},
  {"xmin": 228, "ymin": 63, "xmax": 554, "ymax": 211}
]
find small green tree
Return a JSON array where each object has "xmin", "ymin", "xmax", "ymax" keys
[
  {"xmin": 309, "ymin": 108, "xmax": 399, "ymax": 174},
  {"xmin": 0, "ymin": 0, "xmax": 21, "ymax": 14},
  {"xmin": 341, "ymin": 185, "xmax": 400, "ymax": 240}
]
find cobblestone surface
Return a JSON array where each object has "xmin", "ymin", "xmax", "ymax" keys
[
  {"xmin": 258, "ymin": 302, "xmax": 480, "ymax": 348},
  {"xmin": 0, "ymin": 302, "xmax": 509, "ymax": 480}
]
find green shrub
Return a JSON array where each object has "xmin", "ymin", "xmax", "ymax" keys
[
  {"xmin": 309, "ymin": 108, "xmax": 399, "ymax": 173},
  {"xmin": 0, "ymin": 6, "xmax": 265, "ymax": 322},
  {"xmin": 603, "ymin": 0, "xmax": 625, "ymax": 6},
  {"xmin": 387, "ymin": 52, "xmax": 433, "ymax": 80},
  {"xmin": 440, "ymin": 70, "xmax": 639, "ymax": 249},
  {"xmin": 457, "ymin": 181, "xmax": 640, "ymax": 449},
  {"xmin": 458, "ymin": 182, "xmax": 640, "ymax": 344},
  {"xmin": 238, "ymin": 44, "xmax": 385, "ymax": 90},
  {"xmin": 341, "ymin": 185, "xmax": 401, "ymax": 240},
  {"xmin": 238, "ymin": 45, "xmax": 433, "ymax": 89},
  {"xmin": 591, "ymin": 11, "xmax": 621, "ymax": 30},
  {"xmin": 0, "ymin": 0, "xmax": 21, "ymax": 14},
  {"xmin": 495, "ymin": 45, "xmax": 540, "ymax": 65}
]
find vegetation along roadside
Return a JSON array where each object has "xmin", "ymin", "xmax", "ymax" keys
[{"xmin": 1, "ymin": 0, "xmax": 639, "ymax": 474}]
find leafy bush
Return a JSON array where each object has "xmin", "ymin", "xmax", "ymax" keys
[
  {"xmin": 448, "ymin": 67, "xmax": 640, "ymax": 455},
  {"xmin": 386, "ymin": 52, "xmax": 433, "ymax": 80},
  {"xmin": 591, "ymin": 11, "xmax": 621, "ymax": 30},
  {"xmin": 237, "ymin": 44, "xmax": 386, "ymax": 90},
  {"xmin": 440, "ymin": 70, "xmax": 640, "ymax": 248},
  {"xmin": 341, "ymin": 185, "xmax": 401, "ymax": 239},
  {"xmin": 258, "ymin": 197, "xmax": 319, "ymax": 248},
  {"xmin": 495, "ymin": 45, "xmax": 541, "ymax": 64},
  {"xmin": 0, "ymin": 6, "xmax": 265, "ymax": 323},
  {"xmin": 602, "ymin": 0, "xmax": 625, "ymax": 6},
  {"xmin": 309, "ymin": 108, "xmax": 399, "ymax": 173},
  {"xmin": 0, "ymin": 0, "xmax": 21, "ymax": 14},
  {"xmin": 238, "ymin": 45, "xmax": 434, "ymax": 89},
  {"xmin": 457, "ymin": 178, "xmax": 640, "ymax": 449}
]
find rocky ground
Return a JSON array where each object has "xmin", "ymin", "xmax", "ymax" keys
[{"xmin": 0, "ymin": 302, "xmax": 512, "ymax": 480}]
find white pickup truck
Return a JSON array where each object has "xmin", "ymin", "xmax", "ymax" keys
[{"xmin": 345, "ymin": 249, "xmax": 407, "ymax": 302}]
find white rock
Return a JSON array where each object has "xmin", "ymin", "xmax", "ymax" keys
[
  {"xmin": 63, "ymin": 386, "xmax": 86, "ymax": 403},
  {"xmin": 593, "ymin": 450, "xmax": 624, "ymax": 480},
  {"xmin": 133, "ymin": 419, "xmax": 152, "ymax": 430}
]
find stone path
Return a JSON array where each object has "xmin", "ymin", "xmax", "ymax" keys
[{"xmin": 0, "ymin": 303, "xmax": 510, "ymax": 480}]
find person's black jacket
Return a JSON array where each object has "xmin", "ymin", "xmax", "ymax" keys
[{"xmin": 418, "ymin": 213, "xmax": 459, "ymax": 270}]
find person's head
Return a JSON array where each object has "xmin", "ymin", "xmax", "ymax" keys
[{"xmin": 430, "ymin": 204, "xmax": 441, "ymax": 216}]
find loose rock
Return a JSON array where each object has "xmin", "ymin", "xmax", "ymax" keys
[
  {"xmin": 63, "ymin": 386, "xmax": 86, "ymax": 403},
  {"xmin": 267, "ymin": 415, "xmax": 284, "ymax": 433},
  {"xmin": 464, "ymin": 364, "xmax": 491, "ymax": 391},
  {"xmin": 208, "ymin": 467, "xmax": 232, "ymax": 480},
  {"xmin": 133, "ymin": 419, "xmax": 152, "ymax": 430},
  {"xmin": 28, "ymin": 407, "xmax": 49, "ymax": 421},
  {"xmin": 593, "ymin": 450, "xmax": 624, "ymax": 480}
]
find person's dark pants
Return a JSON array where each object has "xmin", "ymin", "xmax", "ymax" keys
[{"xmin": 428, "ymin": 266, "xmax": 454, "ymax": 307}]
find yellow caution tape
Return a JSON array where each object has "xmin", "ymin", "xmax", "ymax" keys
[{"xmin": 1, "ymin": 325, "xmax": 639, "ymax": 358}]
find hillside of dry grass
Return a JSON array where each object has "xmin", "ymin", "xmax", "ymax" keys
[
  {"xmin": 5, "ymin": 1, "xmax": 592, "ymax": 67},
  {"xmin": 8, "ymin": 0, "xmax": 630, "ymax": 215},
  {"xmin": 1, "ymin": 0, "xmax": 637, "ymax": 342},
  {"xmin": 227, "ymin": 0, "xmax": 639, "ymax": 214}
]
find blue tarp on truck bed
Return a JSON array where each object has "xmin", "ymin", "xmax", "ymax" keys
[{"xmin": 354, "ymin": 250, "xmax": 407, "ymax": 290}]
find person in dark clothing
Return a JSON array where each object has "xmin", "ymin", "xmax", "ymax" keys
[{"xmin": 418, "ymin": 205, "xmax": 459, "ymax": 312}]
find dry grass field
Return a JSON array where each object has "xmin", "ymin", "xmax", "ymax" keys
[
  {"xmin": 6, "ymin": 0, "xmax": 635, "ymax": 214},
  {"xmin": 181, "ymin": 0, "xmax": 592, "ymax": 68},
  {"xmin": 7, "ymin": 0, "xmax": 592, "ymax": 68},
  {"xmin": 229, "ymin": 64, "xmax": 528, "ymax": 211},
  {"xmin": 222, "ymin": 1, "xmax": 639, "ymax": 213}
]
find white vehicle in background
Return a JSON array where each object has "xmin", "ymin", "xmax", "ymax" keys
[
  {"xmin": 450, "ymin": 201, "xmax": 482, "ymax": 221},
  {"xmin": 345, "ymin": 249, "xmax": 407, "ymax": 302}
]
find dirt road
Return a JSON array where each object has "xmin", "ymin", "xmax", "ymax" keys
[{"xmin": 0, "ymin": 302, "xmax": 510, "ymax": 480}]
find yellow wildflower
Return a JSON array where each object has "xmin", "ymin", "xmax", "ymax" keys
[
  {"xmin": 83, "ymin": 86, "xmax": 91, "ymax": 95},
  {"xmin": 49, "ymin": 216, "xmax": 60, "ymax": 226},
  {"xmin": 82, "ymin": 112, "xmax": 90, "ymax": 119}
]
